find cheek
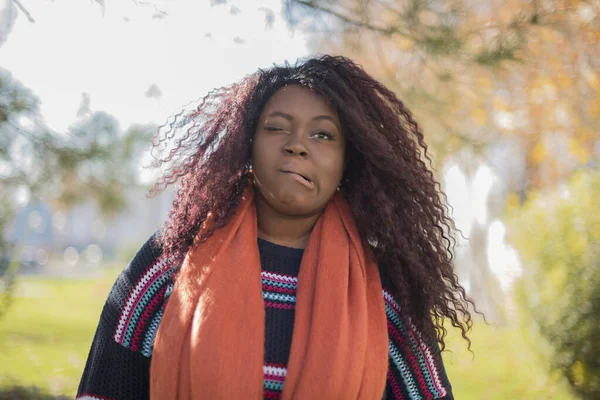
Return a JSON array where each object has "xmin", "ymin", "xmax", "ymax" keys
[
  {"xmin": 251, "ymin": 139, "xmax": 279, "ymax": 184},
  {"xmin": 319, "ymin": 151, "xmax": 345, "ymax": 191},
  {"xmin": 251, "ymin": 138, "xmax": 268, "ymax": 169}
]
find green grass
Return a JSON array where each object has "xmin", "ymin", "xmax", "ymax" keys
[
  {"xmin": 0, "ymin": 268, "xmax": 119, "ymax": 397},
  {"xmin": 442, "ymin": 323, "xmax": 576, "ymax": 399},
  {"xmin": 0, "ymin": 268, "xmax": 578, "ymax": 399}
]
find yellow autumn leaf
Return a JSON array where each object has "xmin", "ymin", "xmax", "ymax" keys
[
  {"xmin": 586, "ymin": 97, "xmax": 600, "ymax": 117},
  {"xmin": 505, "ymin": 192, "xmax": 521, "ymax": 211},
  {"xmin": 530, "ymin": 141, "xmax": 547, "ymax": 166},
  {"xmin": 394, "ymin": 37, "xmax": 414, "ymax": 50},
  {"xmin": 538, "ymin": 27, "xmax": 557, "ymax": 42},
  {"xmin": 568, "ymin": 139, "xmax": 591, "ymax": 165},
  {"xmin": 470, "ymin": 107, "xmax": 487, "ymax": 125},
  {"xmin": 528, "ymin": 77, "xmax": 557, "ymax": 104},
  {"xmin": 527, "ymin": 38, "xmax": 541, "ymax": 58},
  {"xmin": 568, "ymin": 138, "xmax": 579, "ymax": 152},
  {"xmin": 476, "ymin": 75, "xmax": 493, "ymax": 92},
  {"xmin": 550, "ymin": 57, "xmax": 563, "ymax": 72},
  {"xmin": 577, "ymin": 126, "xmax": 596, "ymax": 142},
  {"xmin": 582, "ymin": 68, "xmax": 600, "ymax": 91},
  {"xmin": 556, "ymin": 73, "xmax": 572, "ymax": 89},
  {"xmin": 577, "ymin": 150, "xmax": 591, "ymax": 166}
]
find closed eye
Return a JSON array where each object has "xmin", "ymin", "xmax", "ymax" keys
[{"xmin": 264, "ymin": 126, "xmax": 285, "ymax": 132}]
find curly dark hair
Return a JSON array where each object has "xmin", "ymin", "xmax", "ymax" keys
[{"xmin": 151, "ymin": 55, "xmax": 476, "ymax": 350}]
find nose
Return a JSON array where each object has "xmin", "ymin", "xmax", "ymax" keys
[{"xmin": 283, "ymin": 133, "xmax": 309, "ymax": 158}]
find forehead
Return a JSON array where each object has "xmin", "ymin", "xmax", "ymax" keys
[{"xmin": 261, "ymin": 85, "xmax": 337, "ymax": 117}]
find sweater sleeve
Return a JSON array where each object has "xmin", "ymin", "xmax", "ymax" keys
[
  {"xmin": 382, "ymin": 287, "xmax": 454, "ymax": 400},
  {"xmin": 77, "ymin": 234, "xmax": 175, "ymax": 400}
]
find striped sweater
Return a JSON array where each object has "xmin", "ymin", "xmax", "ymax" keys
[{"xmin": 78, "ymin": 234, "xmax": 453, "ymax": 400}]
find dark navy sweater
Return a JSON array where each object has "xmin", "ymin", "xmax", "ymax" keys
[{"xmin": 77, "ymin": 234, "xmax": 453, "ymax": 400}]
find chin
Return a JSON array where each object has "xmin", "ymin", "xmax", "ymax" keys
[
  {"xmin": 271, "ymin": 191, "xmax": 320, "ymax": 217},
  {"xmin": 275, "ymin": 195, "xmax": 312, "ymax": 214}
]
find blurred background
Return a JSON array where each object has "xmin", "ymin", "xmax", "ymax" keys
[{"xmin": 0, "ymin": 0, "xmax": 598, "ymax": 399}]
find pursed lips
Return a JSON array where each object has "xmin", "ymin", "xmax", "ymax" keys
[{"xmin": 278, "ymin": 169, "xmax": 314, "ymax": 189}]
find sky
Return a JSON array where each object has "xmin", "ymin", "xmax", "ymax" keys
[{"xmin": 1, "ymin": 0, "xmax": 309, "ymax": 132}]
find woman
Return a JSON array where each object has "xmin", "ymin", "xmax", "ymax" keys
[{"xmin": 78, "ymin": 55, "xmax": 475, "ymax": 400}]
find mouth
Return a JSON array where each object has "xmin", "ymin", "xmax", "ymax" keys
[{"xmin": 280, "ymin": 170, "xmax": 314, "ymax": 189}]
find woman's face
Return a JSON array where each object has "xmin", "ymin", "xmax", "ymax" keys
[{"xmin": 251, "ymin": 85, "xmax": 346, "ymax": 217}]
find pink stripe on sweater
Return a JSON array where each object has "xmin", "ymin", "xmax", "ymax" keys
[
  {"xmin": 262, "ymin": 284, "xmax": 296, "ymax": 295},
  {"xmin": 264, "ymin": 374, "xmax": 286, "ymax": 382},
  {"xmin": 119, "ymin": 268, "xmax": 163, "ymax": 343},
  {"xmin": 130, "ymin": 285, "xmax": 168, "ymax": 352},
  {"xmin": 264, "ymin": 301, "xmax": 295, "ymax": 310},
  {"xmin": 387, "ymin": 319, "xmax": 434, "ymax": 400}
]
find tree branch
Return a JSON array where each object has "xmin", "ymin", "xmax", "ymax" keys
[
  {"xmin": 289, "ymin": 0, "xmax": 397, "ymax": 36},
  {"xmin": 12, "ymin": 0, "xmax": 35, "ymax": 23}
]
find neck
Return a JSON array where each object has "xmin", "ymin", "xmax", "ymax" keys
[{"xmin": 254, "ymin": 194, "xmax": 321, "ymax": 249}]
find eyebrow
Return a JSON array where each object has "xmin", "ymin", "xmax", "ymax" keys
[{"xmin": 266, "ymin": 111, "xmax": 341, "ymax": 131}]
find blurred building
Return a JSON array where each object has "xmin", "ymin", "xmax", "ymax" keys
[{"xmin": 7, "ymin": 185, "xmax": 174, "ymax": 275}]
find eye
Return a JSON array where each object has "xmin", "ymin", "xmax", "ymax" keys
[
  {"xmin": 264, "ymin": 126, "xmax": 284, "ymax": 132},
  {"xmin": 313, "ymin": 131, "xmax": 334, "ymax": 140}
]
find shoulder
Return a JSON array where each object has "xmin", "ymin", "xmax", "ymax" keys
[
  {"xmin": 104, "ymin": 233, "xmax": 179, "ymax": 357},
  {"xmin": 77, "ymin": 234, "xmax": 179, "ymax": 398}
]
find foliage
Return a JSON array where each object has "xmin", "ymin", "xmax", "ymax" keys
[
  {"xmin": 0, "ymin": 268, "xmax": 576, "ymax": 399},
  {"xmin": 285, "ymin": 0, "xmax": 600, "ymax": 185},
  {"xmin": 0, "ymin": 68, "xmax": 155, "ymax": 215},
  {"xmin": 284, "ymin": 0, "xmax": 600, "ymax": 322},
  {"xmin": 508, "ymin": 169, "xmax": 600, "ymax": 399},
  {"xmin": 0, "ymin": 68, "xmax": 155, "ymax": 318}
]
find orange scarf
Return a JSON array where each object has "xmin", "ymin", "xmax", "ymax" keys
[{"xmin": 150, "ymin": 185, "xmax": 389, "ymax": 399}]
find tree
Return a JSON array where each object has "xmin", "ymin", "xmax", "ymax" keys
[
  {"xmin": 508, "ymin": 169, "xmax": 600, "ymax": 399},
  {"xmin": 282, "ymin": 0, "xmax": 600, "ymax": 320},
  {"xmin": 0, "ymin": 68, "xmax": 154, "ymax": 317},
  {"xmin": 284, "ymin": 0, "xmax": 599, "ymax": 181},
  {"xmin": 0, "ymin": 68, "xmax": 154, "ymax": 215}
]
